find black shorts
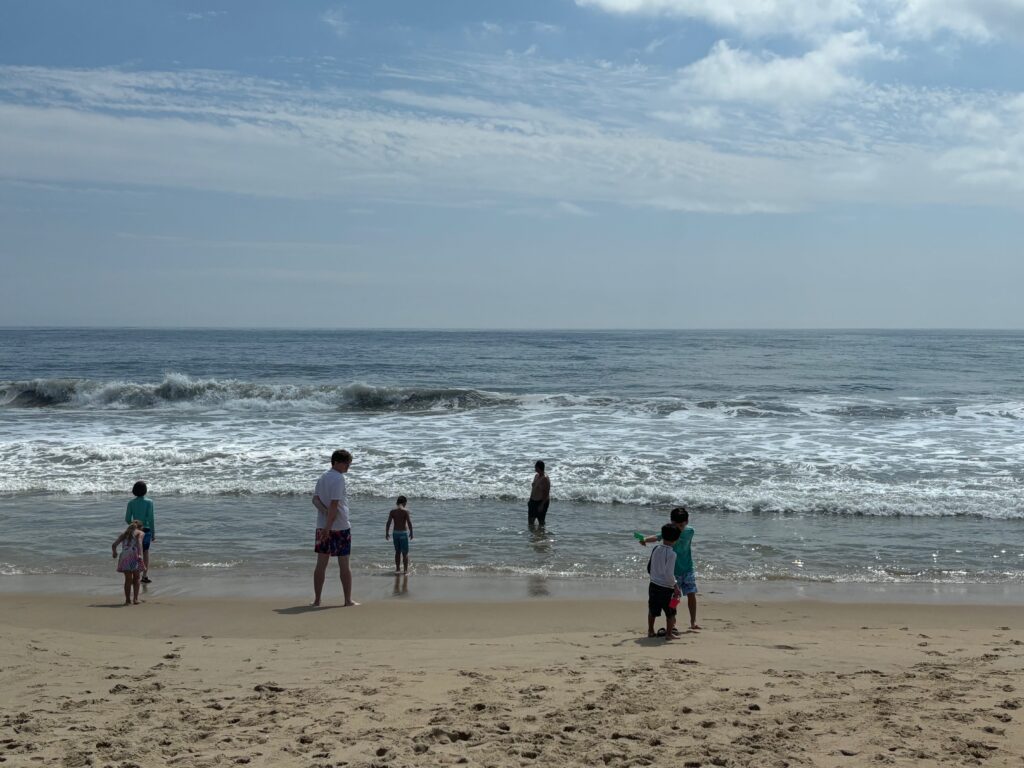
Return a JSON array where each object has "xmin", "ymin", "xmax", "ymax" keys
[
  {"xmin": 527, "ymin": 499, "xmax": 549, "ymax": 525},
  {"xmin": 648, "ymin": 582, "xmax": 676, "ymax": 618}
]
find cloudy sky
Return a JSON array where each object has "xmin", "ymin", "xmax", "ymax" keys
[{"xmin": 1, "ymin": 0, "xmax": 1023, "ymax": 329}]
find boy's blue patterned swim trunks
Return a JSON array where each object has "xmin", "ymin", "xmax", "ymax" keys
[{"xmin": 677, "ymin": 571, "xmax": 698, "ymax": 595}]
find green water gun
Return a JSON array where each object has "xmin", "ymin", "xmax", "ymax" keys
[{"xmin": 633, "ymin": 531, "xmax": 646, "ymax": 541}]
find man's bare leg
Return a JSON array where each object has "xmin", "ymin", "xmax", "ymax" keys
[
  {"xmin": 338, "ymin": 555, "xmax": 358, "ymax": 606},
  {"xmin": 312, "ymin": 553, "xmax": 330, "ymax": 606}
]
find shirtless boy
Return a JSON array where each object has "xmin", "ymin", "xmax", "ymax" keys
[{"xmin": 385, "ymin": 495, "xmax": 414, "ymax": 574}]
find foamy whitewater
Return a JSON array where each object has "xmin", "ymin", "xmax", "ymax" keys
[{"xmin": 1, "ymin": 329, "xmax": 1022, "ymax": 590}]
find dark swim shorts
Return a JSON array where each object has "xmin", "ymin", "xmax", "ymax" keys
[
  {"xmin": 648, "ymin": 582, "xmax": 676, "ymax": 618},
  {"xmin": 392, "ymin": 530, "xmax": 410, "ymax": 555},
  {"xmin": 527, "ymin": 499, "xmax": 549, "ymax": 525},
  {"xmin": 314, "ymin": 528, "xmax": 352, "ymax": 557},
  {"xmin": 142, "ymin": 529, "xmax": 153, "ymax": 551}
]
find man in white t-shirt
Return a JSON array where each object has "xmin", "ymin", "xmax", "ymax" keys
[{"xmin": 311, "ymin": 449, "xmax": 358, "ymax": 607}]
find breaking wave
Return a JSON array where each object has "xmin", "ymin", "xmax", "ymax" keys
[
  {"xmin": 4, "ymin": 374, "xmax": 1023, "ymax": 423},
  {"xmin": 0, "ymin": 374, "xmax": 513, "ymax": 412}
]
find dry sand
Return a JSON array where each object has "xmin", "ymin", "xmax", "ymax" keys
[{"xmin": 1, "ymin": 592, "xmax": 1022, "ymax": 767}]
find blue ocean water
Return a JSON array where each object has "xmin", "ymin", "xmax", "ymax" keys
[{"xmin": 1, "ymin": 328, "xmax": 1022, "ymax": 589}]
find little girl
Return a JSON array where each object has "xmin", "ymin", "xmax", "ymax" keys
[{"xmin": 112, "ymin": 520, "xmax": 146, "ymax": 605}]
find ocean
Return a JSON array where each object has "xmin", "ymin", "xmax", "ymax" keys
[{"xmin": 1, "ymin": 328, "xmax": 1022, "ymax": 598}]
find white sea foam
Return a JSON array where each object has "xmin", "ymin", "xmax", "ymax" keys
[
  {"xmin": 3, "ymin": 375, "xmax": 1024, "ymax": 518},
  {"xmin": 163, "ymin": 560, "xmax": 240, "ymax": 569}
]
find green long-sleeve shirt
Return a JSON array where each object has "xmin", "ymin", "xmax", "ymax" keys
[{"xmin": 125, "ymin": 497, "xmax": 155, "ymax": 536}]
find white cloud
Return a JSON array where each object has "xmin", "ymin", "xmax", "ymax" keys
[
  {"xmin": 184, "ymin": 11, "xmax": 225, "ymax": 22},
  {"xmin": 557, "ymin": 201, "xmax": 595, "ymax": 216},
  {"xmin": 322, "ymin": 7, "xmax": 348, "ymax": 38},
  {"xmin": 893, "ymin": 0, "xmax": 1024, "ymax": 42},
  {"xmin": 1, "ymin": 58, "xmax": 1024, "ymax": 216},
  {"xmin": 531, "ymin": 22, "xmax": 563, "ymax": 34},
  {"xmin": 932, "ymin": 97, "xmax": 1024, "ymax": 188},
  {"xmin": 651, "ymin": 105, "xmax": 723, "ymax": 130},
  {"xmin": 580, "ymin": 0, "xmax": 1024, "ymax": 43},
  {"xmin": 678, "ymin": 31, "xmax": 888, "ymax": 103},
  {"xmin": 645, "ymin": 36, "xmax": 671, "ymax": 54},
  {"xmin": 576, "ymin": 0, "xmax": 864, "ymax": 37}
]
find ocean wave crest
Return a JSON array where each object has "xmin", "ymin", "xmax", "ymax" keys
[
  {"xmin": 0, "ymin": 374, "xmax": 512, "ymax": 412},
  {"xmin": 4, "ymin": 375, "xmax": 1023, "ymax": 424}
]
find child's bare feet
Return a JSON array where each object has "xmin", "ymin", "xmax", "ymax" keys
[
  {"xmin": 343, "ymin": 601, "xmax": 360, "ymax": 607},
  {"xmin": 647, "ymin": 630, "xmax": 656, "ymax": 637},
  {"xmin": 690, "ymin": 624, "xmax": 702, "ymax": 630}
]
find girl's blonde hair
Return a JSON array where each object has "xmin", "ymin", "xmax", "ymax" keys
[{"xmin": 126, "ymin": 520, "xmax": 144, "ymax": 533}]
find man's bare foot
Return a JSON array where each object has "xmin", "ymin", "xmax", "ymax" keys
[
  {"xmin": 647, "ymin": 631, "xmax": 656, "ymax": 637},
  {"xmin": 124, "ymin": 600, "xmax": 131, "ymax": 605},
  {"xmin": 343, "ymin": 601, "xmax": 360, "ymax": 607},
  {"xmin": 690, "ymin": 624, "xmax": 702, "ymax": 630},
  {"xmin": 132, "ymin": 600, "xmax": 140, "ymax": 605},
  {"xmin": 311, "ymin": 600, "xmax": 321, "ymax": 607}
]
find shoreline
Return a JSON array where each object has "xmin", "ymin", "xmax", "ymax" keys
[
  {"xmin": 3, "ymin": 570, "xmax": 1024, "ymax": 606},
  {"xmin": 3, "ymin": 591, "xmax": 1024, "ymax": 639}
]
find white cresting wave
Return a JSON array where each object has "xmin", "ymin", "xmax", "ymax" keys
[
  {"xmin": 0, "ymin": 374, "xmax": 514, "ymax": 412},
  {"xmin": 4, "ymin": 374, "xmax": 1024, "ymax": 421}
]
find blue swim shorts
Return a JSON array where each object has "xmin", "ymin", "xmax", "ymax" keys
[
  {"xmin": 392, "ymin": 531, "xmax": 409, "ymax": 555},
  {"xmin": 314, "ymin": 528, "xmax": 352, "ymax": 557},
  {"xmin": 142, "ymin": 530, "xmax": 153, "ymax": 551},
  {"xmin": 677, "ymin": 570, "xmax": 698, "ymax": 596}
]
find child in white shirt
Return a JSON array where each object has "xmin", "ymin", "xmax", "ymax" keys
[{"xmin": 647, "ymin": 524, "xmax": 682, "ymax": 641}]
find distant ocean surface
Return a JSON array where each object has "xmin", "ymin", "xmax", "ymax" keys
[{"xmin": 1, "ymin": 328, "xmax": 1022, "ymax": 591}]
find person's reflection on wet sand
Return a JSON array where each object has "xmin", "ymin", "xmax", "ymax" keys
[
  {"xmin": 392, "ymin": 573, "xmax": 408, "ymax": 597},
  {"xmin": 527, "ymin": 574, "xmax": 550, "ymax": 597}
]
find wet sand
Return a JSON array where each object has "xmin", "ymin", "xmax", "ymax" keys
[{"xmin": 2, "ymin": 593, "xmax": 1022, "ymax": 767}]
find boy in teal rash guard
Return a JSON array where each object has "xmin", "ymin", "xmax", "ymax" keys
[
  {"xmin": 640, "ymin": 507, "xmax": 700, "ymax": 632},
  {"xmin": 125, "ymin": 481, "xmax": 155, "ymax": 582}
]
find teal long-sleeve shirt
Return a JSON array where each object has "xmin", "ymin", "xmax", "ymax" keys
[{"xmin": 125, "ymin": 497, "xmax": 155, "ymax": 536}]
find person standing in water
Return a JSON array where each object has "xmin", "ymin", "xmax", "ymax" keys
[
  {"xmin": 385, "ymin": 495, "xmax": 414, "ymax": 574},
  {"xmin": 528, "ymin": 460, "xmax": 550, "ymax": 529}
]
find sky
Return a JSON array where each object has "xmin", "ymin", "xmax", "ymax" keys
[{"xmin": 1, "ymin": 0, "xmax": 1023, "ymax": 329}]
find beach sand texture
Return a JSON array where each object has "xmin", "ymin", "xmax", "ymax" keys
[{"xmin": 2, "ymin": 595, "xmax": 1022, "ymax": 768}]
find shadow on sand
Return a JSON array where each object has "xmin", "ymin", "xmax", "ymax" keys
[{"xmin": 273, "ymin": 605, "xmax": 342, "ymax": 615}]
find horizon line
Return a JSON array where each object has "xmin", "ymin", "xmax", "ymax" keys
[{"xmin": 2, "ymin": 325, "xmax": 1023, "ymax": 333}]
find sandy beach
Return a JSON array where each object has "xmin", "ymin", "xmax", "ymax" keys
[{"xmin": 2, "ymin": 593, "xmax": 1022, "ymax": 768}]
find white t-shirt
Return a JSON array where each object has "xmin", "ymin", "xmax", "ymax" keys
[
  {"xmin": 648, "ymin": 543, "xmax": 677, "ymax": 589},
  {"xmin": 314, "ymin": 468, "xmax": 350, "ymax": 531}
]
